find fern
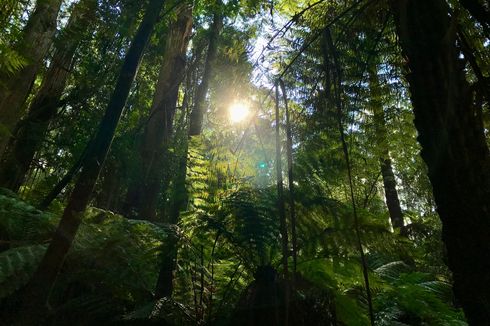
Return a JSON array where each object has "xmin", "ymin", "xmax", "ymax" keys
[
  {"xmin": 0, "ymin": 244, "xmax": 47, "ymax": 299},
  {"xmin": 0, "ymin": 190, "xmax": 57, "ymax": 243},
  {"xmin": 0, "ymin": 42, "xmax": 26, "ymax": 76},
  {"xmin": 298, "ymin": 259, "xmax": 371, "ymax": 325},
  {"xmin": 374, "ymin": 270, "xmax": 467, "ymax": 325}
]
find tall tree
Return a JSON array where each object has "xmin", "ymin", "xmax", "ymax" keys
[
  {"xmin": 368, "ymin": 66, "xmax": 405, "ymax": 233},
  {"xmin": 154, "ymin": 1, "xmax": 224, "ymax": 298},
  {"xmin": 0, "ymin": 0, "xmax": 63, "ymax": 154},
  {"xmin": 188, "ymin": 1, "xmax": 223, "ymax": 136},
  {"xmin": 127, "ymin": 3, "xmax": 193, "ymax": 221},
  {"xmin": 390, "ymin": 0, "xmax": 490, "ymax": 323},
  {"xmin": 13, "ymin": 0, "xmax": 166, "ymax": 323},
  {"xmin": 0, "ymin": 0, "xmax": 97, "ymax": 192}
]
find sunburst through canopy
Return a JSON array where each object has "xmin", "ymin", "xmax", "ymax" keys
[{"xmin": 229, "ymin": 101, "xmax": 250, "ymax": 123}]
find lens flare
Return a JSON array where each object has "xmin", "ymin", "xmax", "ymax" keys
[{"xmin": 229, "ymin": 102, "xmax": 250, "ymax": 123}]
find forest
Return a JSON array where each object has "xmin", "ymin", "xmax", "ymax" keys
[{"xmin": 0, "ymin": 0, "xmax": 489, "ymax": 325}]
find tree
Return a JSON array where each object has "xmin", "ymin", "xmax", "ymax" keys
[
  {"xmin": 189, "ymin": 1, "xmax": 223, "ymax": 136},
  {"xmin": 0, "ymin": 0, "xmax": 63, "ymax": 154},
  {"xmin": 127, "ymin": 3, "xmax": 193, "ymax": 221},
  {"xmin": 0, "ymin": 0, "xmax": 97, "ymax": 192},
  {"xmin": 153, "ymin": 0, "xmax": 225, "ymax": 298},
  {"xmin": 390, "ymin": 0, "xmax": 490, "ymax": 323},
  {"xmin": 368, "ymin": 66, "xmax": 405, "ymax": 233},
  {"xmin": 12, "ymin": 0, "xmax": 167, "ymax": 323}
]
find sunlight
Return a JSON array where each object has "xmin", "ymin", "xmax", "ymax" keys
[{"xmin": 228, "ymin": 101, "xmax": 250, "ymax": 123}]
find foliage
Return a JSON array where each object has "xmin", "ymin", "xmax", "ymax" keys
[
  {"xmin": 0, "ymin": 244, "xmax": 47, "ymax": 300},
  {"xmin": 0, "ymin": 0, "xmax": 484, "ymax": 324},
  {"xmin": 0, "ymin": 190, "xmax": 171, "ymax": 323}
]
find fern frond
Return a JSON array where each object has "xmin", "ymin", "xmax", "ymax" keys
[{"xmin": 0, "ymin": 244, "xmax": 47, "ymax": 299}]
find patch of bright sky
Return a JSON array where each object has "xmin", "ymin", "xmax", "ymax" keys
[{"xmin": 58, "ymin": 0, "xmax": 79, "ymax": 29}]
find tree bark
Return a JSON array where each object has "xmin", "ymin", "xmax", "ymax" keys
[
  {"xmin": 368, "ymin": 68, "xmax": 405, "ymax": 232},
  {"xmin": 188, "ymin": 6, "xmax": 223, "ymax": 136},
  {"xmin": 0, "ymin": 0, "xmax": 63, "ymax": 155},
  {"xmin": 154, "ymin": 5, "xmax": 221, "ymax": 297},
  {"xmin": 96, "ymin": 159, "xmax": 123, "ymax": 211},
  {"xmin": 13, "ymin": 0, "xmax": 166, "ymax": 323},
  {"xmin": 390, "ymin": 0, "xmax": 490, "ymax": 323},
  {"xmin": 0, "ymin": 0, "xmax": 96, "ymax": 192},
  {"xmin": 135, "ymin": 4, "xmax": 193, "ymax": 221}
]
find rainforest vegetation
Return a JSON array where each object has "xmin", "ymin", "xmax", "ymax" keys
[{"xmin": 0, "ymin": 0, "xmax": 489, "ymax": 325}]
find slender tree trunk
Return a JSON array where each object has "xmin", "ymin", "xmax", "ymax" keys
[
  {"xmin": 390, "ymin": 1, "xmax": 490, "ymax": 323},
  {"xmin": 274, "ymin": 85, "xmax": 289, "ymax": 277},
  {"xmin": 154, "ymin": 115, "xmax": 192, "ymax": 297},
  {"xmin": 322, "ymin": 28, "xmax": 375, "ymax": 326},
  {"xmin": 368, "ymin": 68, "xmax": 405, "ymax": 232},
  {"xmin": 275, "ymin": 84, "xmax": 290, "ymax": 326},
  {"xmin": 379, "ymin": 158, "xmax": 404, "ymax": 229},
  {"xmin": 154, "ymin": 6, "xmax": 220, "ymax": 297},
  {"xmin": 136, "ymin": 4, "xmax": 192, "ymax": 221},
  {"xmin": 96, "ymin": 159, "xmax": 122, "ymax": 211},
  {"xmin": 188, "ymin": 6, "xmax": 223, "ymax": 136},
  {"xmin": 154, "ymin": 74, "xmax": 197, "ymax": 299},
  {"xmin": 0, "ymin": 0, "xmax": 63, "ymax": 154},
  {"xmin": 0, "ymin": 0, "xmax": 96, "ymax": 192},
  {"xmin": 13, "ymin": 1, "xmax": 166, "ymax": 323},
  {"xmin": 279, "ymin": 80, "xmax": 297, "ymax": 275}
]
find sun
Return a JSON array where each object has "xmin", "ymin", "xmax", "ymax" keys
[{"xmin": 229, "ymin": 101, "xmax": 250, "ymax": 123}]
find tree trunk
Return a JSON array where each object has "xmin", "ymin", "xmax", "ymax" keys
[
  {"xmin": 13, "ymin": 0, "xmax": 166, "ymax": 323},
  {"xmin": 274, "ymin": 85, "xmax": 290, "ymax": 326},
  {"xmin": 96, "ymin": 159, "xmax": 122, "ymax": 211},
  {"xmin": 368, "ymin": 68, "xmax": 405, "ymax": 232},
  {"xmin": 188, "ymin": 6, "xmax": 223, "ymax": 136},
  {"xmin": 390, "ymin": 1, "xmax": 490, "ymax": 323},
  {"xmin": 279, "ymin": 80, "xmax": 297, "ymax": 274},
  {"xmin": 0, "ymin": 0, "xmax": 63, "ymax": 154},
  {"xmin": 136, "ymin": 4, "xmax": 192, "ymax": 221},
  {"xmin": 154, "ymin": 6, "xmax": 221, "ymax": 297},
  {"xmin": 0, "ymin": 0, "xmax": 96, "ymax": 192},
  {"xmin": 379, "ymin": 158, "xmax": 404, "ymax": 230}
]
